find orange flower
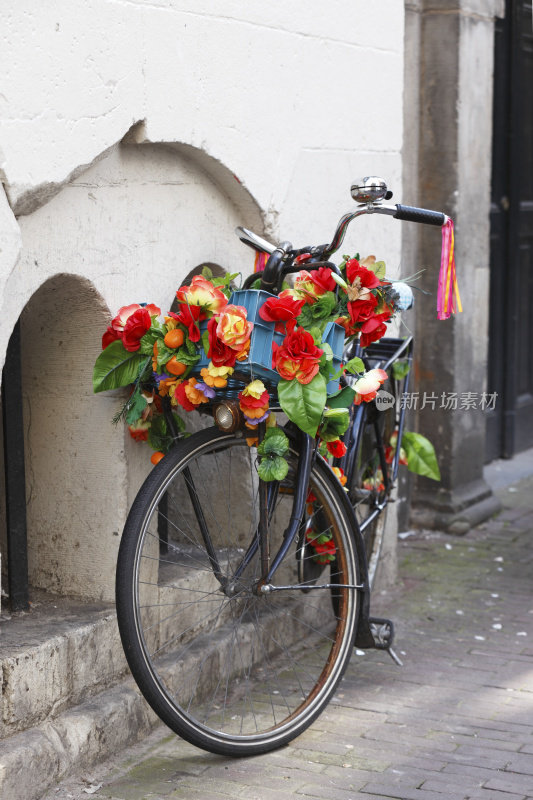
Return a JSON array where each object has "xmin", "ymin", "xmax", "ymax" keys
[
  {"xmin": 235, "ymin": 339, "xmax": 251, "ymax": 361},
  {"xmin": 332, "ymin": 466, "xmax": 347, "ymax": 486},
  {"xmin": 157, "ymin": 377, "xmax": 179, "ymax": 397},
  {"xmin": 216, "ymin": 305, "xmax": 254, "ymax": 351},
  {"xmin": 241, "ymin": 404, "xmax": 269, "ymax": 419},
  {"xmin": 175, "ymin": 276, "xmax": 227, "ymax": 314},
  {"xmin": 184, "ymin": 377, "xmax": 210, "ymax": 406},
  {"xmin": 272, "ymin": 322, "xmax": 323, "ymax": 385}
]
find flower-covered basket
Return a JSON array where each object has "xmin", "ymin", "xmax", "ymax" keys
[{"xmin": 93, "ymin": 256, "xmax": 443, "ymax": 483}]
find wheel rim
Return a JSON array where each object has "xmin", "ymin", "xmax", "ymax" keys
[{"xmin": 129, "ymin": 433, "xmax": 358, "ymax": 748}]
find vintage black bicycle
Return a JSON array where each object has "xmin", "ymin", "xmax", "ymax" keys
[{"xmin": 115, "ymin": 177, "xmax": 449, "ymax": 756}]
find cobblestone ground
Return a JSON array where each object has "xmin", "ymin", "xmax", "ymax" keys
[{"xmin": 44, "ymin": 478, "xmax": 533, "ymax": 800}]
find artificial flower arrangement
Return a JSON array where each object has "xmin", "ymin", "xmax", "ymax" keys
[{"xmin": 93, "ymin": 255, "xmax": 440, "ymax": 495}]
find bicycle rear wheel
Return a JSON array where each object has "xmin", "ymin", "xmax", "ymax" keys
[{"xmin": 116, "ymin": 425, "xmax": 361, "ymax": 756}]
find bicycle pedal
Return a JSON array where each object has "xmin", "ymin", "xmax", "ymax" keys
[{"xmin": 368, "ymin": 616, "xmax": 403, "ymax": 667}]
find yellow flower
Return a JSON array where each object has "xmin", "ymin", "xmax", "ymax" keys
[
  {"xmin": 207, "ymin": 363, "xmax": 234, "ymax": 378},
  {"xmin": 242, "ymin": 379, "xmax": 267, "ymax": 399},
  {"xmin": 200, "ymin": 362, "xmax": 234, "ymax": 388}
]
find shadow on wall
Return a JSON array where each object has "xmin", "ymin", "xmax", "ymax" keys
[{"xmin": 19, "ymin": 274, "xmax": 128, "ymax": 603}]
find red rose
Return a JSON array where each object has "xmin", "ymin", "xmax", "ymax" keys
[
  {"xmin": 259, "ymin": 294, "xmax": 305, "ymax": 325},
  {"xmin": 312, "ymin": 539, "xmax": 336, "ymax": 557},
  {"xmin": 346, "ymin": 260, "xmax": 381, "ymax": 289},
  {"xmin": 272, "ymin": 321, "xmax": 323, "ymax": 385},
  {"xmin": 347, "ymin": 294, "xmax": 378, "ymax": 326},
  {"xmin": 326, "ymin": 439, "xmax": 347, "ymax": 458},
  {"xmin": 207, "ymin": 317, "xmax": 238, "ymax": 367},
  {"xmin": 359, "ymin": 311, "xmax": 390, "ymax": 348},
  {"xmin": 111, "ymin": 303, "xmax": 142, "ymax": 334},
  {"xmin": 308, "ymin": 267, "xmax": 337, "ymax": 294},
  {"xmin": 170, "ymin": 305, "xmax": 205, "ymax": 343},
  {"xmin": 102, "ymin": 325, "xmax": 120, "ymax": 349},
  {"xmin": 122, "ymin": 308, "xmax": 152, "ymax": 352}
]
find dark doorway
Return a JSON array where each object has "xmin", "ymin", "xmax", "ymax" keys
[{"xmin": 486, "ymin": 0, "xmax": 533, "ymax": 461}]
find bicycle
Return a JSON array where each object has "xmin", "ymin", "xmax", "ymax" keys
[{"xmin": 113, "ymin": 177, "xmax": 450, "ymax": 756}]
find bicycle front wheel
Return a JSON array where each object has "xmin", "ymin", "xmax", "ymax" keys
[{"xmin": 116, "ymin": 426, "xmax": 361, "ymax": 756}]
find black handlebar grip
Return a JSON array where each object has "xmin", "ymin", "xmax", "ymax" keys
[
  {"xmin": 394, "ymin": 204, "xmax": 446, "ymax": 227},
  {"xmin": 259, "ymin": 241, "xmax": 293, "ymax": 293}
]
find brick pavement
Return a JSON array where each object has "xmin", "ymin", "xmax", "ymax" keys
[{"xmin": 42, "ymin": 476, "xmax": 533, "ymax": 800}]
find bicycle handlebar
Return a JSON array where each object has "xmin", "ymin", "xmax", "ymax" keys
[{"xmin": 235, "ymin": 179, "xmax": 449, "ymax": 292}]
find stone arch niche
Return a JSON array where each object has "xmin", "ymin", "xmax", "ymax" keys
[
  {"xmin": 19, "ymin": 275, "xmax": 125, "ymax": 602},
  {"xmin": 11, "ymin": 139, "xmax": 265, "ymax": 602}
]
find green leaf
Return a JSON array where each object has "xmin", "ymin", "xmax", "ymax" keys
[
  {"xmin": 139, "ymin": 328, "xmax": 164, "ymax": 355},
  {"xmin": 212, "ymin": 271, "xmax": 240, "ymax": 289},
  {"xmin": 373, "ymin": 261, "xmax": 387, "ymax": 279},
  {"xmin": 257, "ymin": 455, "xmax": 289, "ymax": 482},
  {"xmin": 318, "ymin": 408, "xmax": 350, "ymax": 441},
  {"xmin": 402, "ymin": 431, "xmax": 441, "ymax": 481},
  {"xmin": 186, "ymin": 334, "xmax": 199, "ymax": 357},
  {"xmin": 257, "ymin": 427, "xmax": 289, "ymax": 458},
  {"xmin": 344, "ymin": 357, "xmax": 364, "ymax": 375},
  {"xmin": 320, "ymin": 343, "xmax": 334, "ymax": 363},
  {"xmin": 277, "ymin": 373, "xmax": 327, "ymax": 437},
  {"xmin": 297, "ymin": 292, "xmax": 338, "ymax": 328},
  {"xmin": 125, "ymin": 387, "xmax": 148, "ymax": 424},
  {"xmin": 148, "ymin": 412, "xmax": 185, "ymax": 453},
  {"xmin": 308, "ymin": 325, "xmax": 326, "ymax": 346},
  {"xmin": 155, "ymin": 341, "xmax": 176, "ymax": 368},
  {"xmin": 93, "ymin": 341, "xmax": 147, "ymax": 393},
  {"xmin": 173, "ymin": 346, "xmax": 200, "ymax": 367},
  {"xmin": 201, "ymin": 265, "xmax": 214, "ymax": 281},
  {"xmin": 392, "ymin": 359, "xmax": 410, "ymax": 381},
  {"xmin": 201, "ymin": 329, "xmax": 210, "ymax": 357},
  {"xmin": 325, "ymin": 385, "xmax": 356, "ymax": 407}
]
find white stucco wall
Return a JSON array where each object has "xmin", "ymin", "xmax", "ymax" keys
[
  {"xmin": 0, "ymin": 1, "xmax": 405, "ymax": 600},
  {"xmin": 1, "ymin": 0, "xmax": 405, "ymax": 368}
]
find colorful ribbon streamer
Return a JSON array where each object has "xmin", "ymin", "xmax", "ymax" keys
[
  {"xmin": 437, "ymin": 218, "xmax": 462, "ymax": 320},
  {"xmin": 254, "ymin": 251, "xmax": 269, "ymax": 273}
]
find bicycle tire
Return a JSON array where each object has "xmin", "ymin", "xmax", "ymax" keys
[
  {"xmin": 348, "ymin": 378, "xmax": 396, "ymax": 588},
  {"xmin": 116, "ymin": 425, "xmax": 361, "ymax": 756}
]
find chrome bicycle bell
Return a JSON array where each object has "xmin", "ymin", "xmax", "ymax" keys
[{"xmin": 351, "ymin": 177, "xmax": 390, "ymax": 204}]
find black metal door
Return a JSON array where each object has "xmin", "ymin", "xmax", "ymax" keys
[{"xmin": 486, "ymin": 0, "xmax": 533, "ymax": 461}]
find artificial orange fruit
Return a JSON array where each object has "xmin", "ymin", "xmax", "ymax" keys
[
  {"xmin": 164, "ymin": 328, "xmax": 185, "ymax": 349},
  {"xmin": 166, "ymin": 357, "xmax": 187, "ymax": 376},
  {"xmin": 151, "ymin": 451, "xmax": 165, "ymax": 465}
]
